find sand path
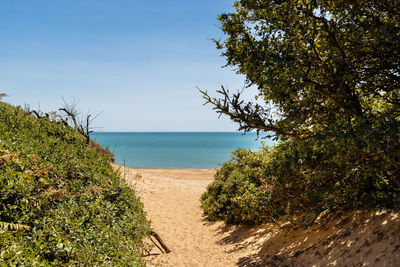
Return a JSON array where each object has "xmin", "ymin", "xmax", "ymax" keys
[
  {"xmin": 120, "ymin": 167, "xmax": 240, "ymax": 267},
  {"xmin": 116, "ymin": 165, "xmax": 400, "ymax": 267}
]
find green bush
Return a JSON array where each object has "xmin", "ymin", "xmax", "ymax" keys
[
  {"xmin": 201, "ymin": 147, "xmax": 273, "ymax": 224},
  {"xmin": 0, "ymin": 102, "xmax": 150, "ymax": 265},
  {"xmin": 202, "ymin": 117, "xmax": 400, "ymax": 224},
  {"xmin": 289, "ymin": 122, "xmax": 397, "ymax": 209}
]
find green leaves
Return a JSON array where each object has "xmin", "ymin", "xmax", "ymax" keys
[
  {"xmin": 202, "ymin": 122, "xmax": 400, "ymax": 225},
  {"xmin": 201, "ymin": 147, "xmax": 273, "ymax": 224},
  {"xmin": 201, "ymin": 0, "xmax": 400, "ymax": 225},
  {"xmin": 204, "ymin": 0, "xmax": 400, "ymax": 139},
  {"xmin": 0, "ymin": 102, "xmax": 149, "ymax": 265}
]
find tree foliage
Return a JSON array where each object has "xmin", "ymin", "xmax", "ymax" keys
[
  {"xmin": 202, "ymin": 0, "xmax": 400, "ymax": 138},
  {"xmin": 201, "ymin": 0, "xmax": 400, "ymax": 224}
]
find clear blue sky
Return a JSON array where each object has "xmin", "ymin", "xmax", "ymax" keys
[{"xmin": 0, "ymin": 0, "xmax": 255, "ymax": 132}]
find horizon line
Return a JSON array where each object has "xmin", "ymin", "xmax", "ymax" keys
[{"xmin": 91, "ymin": 131, "xmax": 257, "ymax": 133}]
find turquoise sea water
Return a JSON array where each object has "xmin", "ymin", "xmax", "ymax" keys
[{"xmin": 92, "ymin": 132, "xmax": 270, "ymax": 169}]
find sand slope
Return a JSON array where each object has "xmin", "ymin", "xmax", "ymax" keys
[{"xmin": 116, "ymin": 165, "xmax": 400, "ymax": 266}]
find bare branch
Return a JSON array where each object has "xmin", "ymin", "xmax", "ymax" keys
[{"xmin": 199, "ymin": 87, "xmax": 312, "ymax": 139}]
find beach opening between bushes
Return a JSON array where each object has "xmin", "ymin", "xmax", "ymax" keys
[{"xmin": 115, "ymin": 165, "xmax": 400, "ymax": 267}]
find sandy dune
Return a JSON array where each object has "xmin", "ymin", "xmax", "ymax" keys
[{"xmin": 115, "ymin": 165, "xmax": 400, "ymax": 267}]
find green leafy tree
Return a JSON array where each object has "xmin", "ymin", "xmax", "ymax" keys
[
  {"xmin": 201, "ymin": 0, "xmax": 400, "ymax": 224},
  {"xmin": 202, "ymin": 0, "xmax": 399, "ymax": 137},
  {"xmin": 202, "ymin": 0, "xmax": 400, "ymax": 179}
]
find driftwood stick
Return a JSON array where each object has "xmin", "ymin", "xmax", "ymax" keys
[
  {"xmin": 149, "ymin": 236, "xmax": 165, "ymax": 254},
  {"xmin": 150, "ymin": 230, "xmax": 171, "ymax": 253}
]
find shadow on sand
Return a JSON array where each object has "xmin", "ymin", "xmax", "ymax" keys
[{"xmin": 204, "ymin": 210, "xmax": 400, "ymax": 266}]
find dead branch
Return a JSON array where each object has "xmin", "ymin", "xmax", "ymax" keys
[
  {"xmin": 0, "ymin": 221, "xmax": 31, "ymax": 231},
  {"xmin": 150, "ymin": 230, "xmax": 171, "ymax": 254},
  {"xmin": 59, "ymin": 108, "xmax": 79, "ymax": 129},
  {"xmin": 149, "ymin": 236, "xmax": 166, "ymax": 254},
  {"xmin": 30, "ymin": 110, "xmax": 42, "ymax": 118},
  {"xmin": 59, "ymin": 107, "xmax": 92, "ymax": 144}
]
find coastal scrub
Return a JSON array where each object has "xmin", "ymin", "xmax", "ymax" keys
[{"xmin": 0, "ymin": 102, "xmax": 150, "ymax": 265}]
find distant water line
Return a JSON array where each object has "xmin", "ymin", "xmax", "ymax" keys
[{"xmin": 91, "ymin": 132, "xmax": 272, "ymax": 169}]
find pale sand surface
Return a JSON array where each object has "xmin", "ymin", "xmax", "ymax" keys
[
  {"xmin": 115, "ymin": 165, "xmax": 400, "ymax": 267},
  {"xmin": 117, "ymin": 166, "xmax": 241, "ymax": 267}
]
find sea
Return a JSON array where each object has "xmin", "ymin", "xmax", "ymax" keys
[{"xmin": 91, "ymin": 132, "xmax": 272, "ymax": 169}]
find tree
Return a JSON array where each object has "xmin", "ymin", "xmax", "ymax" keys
[
  {"xmin": 200, "ymin": 0, "xmax": 400, "ymax": 215},
  {"xmin": 202, "ymin": 0, "xmax": 400, "ymax": 140}
]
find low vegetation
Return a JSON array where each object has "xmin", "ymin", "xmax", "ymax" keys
[{"xmin": 0, "ymin": 101, "xmax": 150, "ymax": 265}]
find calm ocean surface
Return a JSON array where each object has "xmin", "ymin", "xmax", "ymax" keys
[{"xmin": 92, "ymin": 132, "xmax": 270, "ymax": 169}]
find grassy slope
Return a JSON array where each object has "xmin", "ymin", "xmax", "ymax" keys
[{"xmin": 0, "ymin": 102, "xmax": 150, "ymax": 266}]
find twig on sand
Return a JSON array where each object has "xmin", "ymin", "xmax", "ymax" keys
[{"xmin": 150, "ymin": 230, "xmax": 171, "ymax": 254}]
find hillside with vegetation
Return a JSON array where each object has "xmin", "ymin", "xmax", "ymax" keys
[{"xmin": 0, "ymin": 101, "xmax": 150, "ymax": 265}]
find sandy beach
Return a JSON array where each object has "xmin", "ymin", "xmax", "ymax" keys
[
  {"xmin": 117, "ymin": 166, "xmax": 242, "ymax": 266},
  {"xmin": 115, "ymin": 165, "xmax": 400, "ymax": 267}
]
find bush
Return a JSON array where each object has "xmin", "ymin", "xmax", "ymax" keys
[
  {"xmin": 202, "ymin": 117, "xmax": 400, "ymax": 224},
  {"xmin": 0, "ymin": 102, "xmax": 150, "ymax": 265},
  {"xmin": 201, "ymin": 147, "xmax": 273, "ymax": 224}
]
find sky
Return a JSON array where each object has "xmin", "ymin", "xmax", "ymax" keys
[{"xmin": 0, "ymin": 0, "xmax": 256, "ymax": 132}]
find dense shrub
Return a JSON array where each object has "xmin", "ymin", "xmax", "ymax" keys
[
  {"xmin": 202, "ymin": 117, "xmax": 400, "ymax": 224},
  {"xmin": 201, "ymin": 147, "xmax": 272, "ymax": 224},
  {"xmin": 0, "ymin": 102, "xmax": 150, "ymax": 265}
]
